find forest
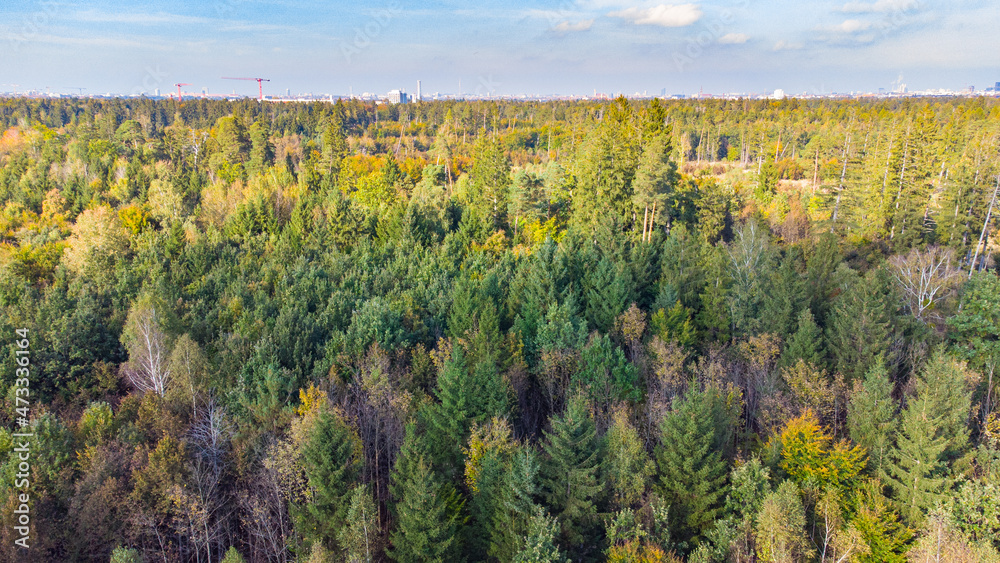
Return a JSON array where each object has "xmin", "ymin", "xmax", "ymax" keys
[{"xmin": 0, "ymin": 93, "xmax": 999, "ymax": 562}]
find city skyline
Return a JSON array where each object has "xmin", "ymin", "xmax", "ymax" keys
[{"xmin": 2, "ymin": 0, "xmax": 998, "ymax": 98}]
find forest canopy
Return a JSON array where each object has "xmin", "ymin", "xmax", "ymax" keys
[{"xmin": 0, "ymin": 94, "xmax": 999, "ymax": 562}]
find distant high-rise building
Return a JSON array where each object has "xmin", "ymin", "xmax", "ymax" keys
[
  {"xmin": 416, "ymin": 80, "xmax": 421, "ymax": 102},
  {"xmin": 772, "ymin": 88, "xmax": 786, "ymax": 100},
  {"xmin": 154, "ymin": 88, "xmax": 160, "ymax": 97},
  {"xmin": 995, "ymin": 81, "xmax": 1000, "ymax": 91},
  {"xmin": 388, "ymin": 89, "xmax": 409, "ymax": 104}
]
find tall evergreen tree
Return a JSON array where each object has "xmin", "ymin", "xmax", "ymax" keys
[
  {"xmin": 294, "ymin": 408, "xmax": 363, "ymax": 550},
  {"xmin": 884, "ymin": 351, "xmax": 971, "ymax": 524},
  {"xmin": 388, "ymin": 453, "xmax": 461, "ymax": 563},
  {"xmin": 826, "ymin": 269, "xmax": 894, "ymax": 383},
  {"xmin": 848, "ymin": 361, "xmax": 898, "ymax": 475},
  {"xmin": 781, "ymin": 308, "xmax": 824, "ymax": 369},
  {"xmin": 540, "ymin": 396, "xmax": 604, "ymax": 551},
  {"xmin": 655, "ymin": 386, "xmax": 730, "ymax": 548}
]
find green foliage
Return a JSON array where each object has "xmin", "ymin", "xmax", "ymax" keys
[
  {"xmin": 109, "ymin": 546, "xmax": 142, "ymax": 563},
  {"xmin": 848, "ymin": 361, "xmax": 898, "ymax": 475},
  {"xmin": 826, "ymin": 268, "xmax": 895, "ymax": 383},
  {"xmin": 754, "ymin": 480, "xmax": 813, "ymax": 563},
  {"xmin": 388, "ymin": 452, "xmax": 461, "ymax": 563},
  {"xmin": 294, "ymin": 408, "xmax": 364, "ymax": 550},
  {"xmin": 338, "ymin": 485, "xmax": 380, "ymax": 563},
  {"xmin": 603, "ymin": 409, "xmax": 655, "ymax": 510},
  {"xmin": 780, "ymin": 308, "xmax": 824, "ymax": 369},
  {"xmin": 513, "ymin": 507, "xmax": 569, "ymax": 563},
  {"xmin": 885, "ymin": 351, "xmax": 972, "ymax": 524},
  {"xmin": 540, "ymin": 395, "xmax": 603, "ymax": 550},
  {"xmin": 655, "ymin": 386, "xmax": 732, "ymax": 548}
]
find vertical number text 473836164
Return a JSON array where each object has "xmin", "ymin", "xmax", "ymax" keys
[{"xmin": 12, "ymin": 328, "xmax": 31, "ymax": 549}]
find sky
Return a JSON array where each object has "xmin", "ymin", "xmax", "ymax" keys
[{"xmin": 1, "ymin": 0, "xmax": 999, "ymax": 97}]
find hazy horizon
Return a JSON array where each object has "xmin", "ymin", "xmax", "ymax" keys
[{"xmin": 3, "ymin": 0, "xmax": 999, "ymax": 98}]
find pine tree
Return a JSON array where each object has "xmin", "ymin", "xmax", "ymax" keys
[
  {"xmin": 848, "ymin": 361, "xmax": 898, "ymax": 475},
  {"xmin": 655, "ymin": 386, "xmax": 729, "ymax": 547},
  {"xmin": 632, "ymin": 132, "xmax": 677, "ymax": 241},
  {"xmin": 780, "ymin": 308, "xmax": 824, "ymax": 369},
  {"xmin": 295, "ymin": 408, "xmax": 363, "ymax": 550},
  {"xmin": 540, "ymin": 396, "xmax": 603, "ymax": 550}
]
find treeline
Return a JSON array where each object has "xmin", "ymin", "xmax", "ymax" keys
[{"xmin": 0, "ymin": 95, "xmax": 998, "ymax": 562}]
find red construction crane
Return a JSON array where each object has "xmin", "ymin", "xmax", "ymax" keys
[
  {"xmin": 221, "ymin": 77, "xmax": 270, "ymax": 101},
  {"xmin": 175, "ymin": 83, "xmax": 191, "ymax": 102}
]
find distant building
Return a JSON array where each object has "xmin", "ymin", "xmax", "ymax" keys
[
  {"xmin": 416, "ymin": 80, "xmax": 421, "ymax": 102},
  {"xmin": 772, "ymin": 88, "xmax": 786, "ymax": 100},
  {"xmin": 387, "ymin": 89, "xmax": 409, "ymax": 104},
  {"xmin": 995, "ymin": 81, "xmax": 1000, "ymax": 91}
]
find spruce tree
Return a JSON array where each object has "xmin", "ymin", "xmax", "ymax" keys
[
  {"xmin": 655, "ymin": 386, "xmax": 730, "ymax": 548},
  {"xmin": 490, "ymin": 449, "xmax": 543, "ymax": 562},
  {"xmin": 884, "ymin": 351, "xmax": 971, "ymax": 524},
  {"xmin": 389, "ymin": 429, "xmax": 461, "ymax": 563},
  {"xmin": 780, "ymin": 308, "xmax": 824, "ymax": 369},
  {"xmin": 295, "ymin": 408, "xmax": 363, "ymax": 550},
  {"xmin": 848, "ymin": 361, "xmax": 898, "ymax": 475},
  {"xmin": 584, "ymin": 253, "xmax": 634, "ymax": 333},
  {"xmin": 422, "ymin": 348, "xmax": 471, "ymax": 480},
  {"xmin": 760, "ymin": 249, "xmax": 808, "ymax": 341},
  {"xmin": 826, "ymin": 269, "xmax": 894, "ymax": 383},
  {"xmin": 513, "ymin": 507, "xmax": 569, "ymax": 563},
  {"xmin": 540, "ymin": 396, "xmax": 604, "ymax": 550}
]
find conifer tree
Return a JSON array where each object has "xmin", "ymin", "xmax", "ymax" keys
[
  {"xmin": 338, "ymin": 485, "xmax": 380, "ymax": 563},
  {"xmin": 760, "ymin": 250, "xmax": 807, "ymax": 342},
  {"xmin": 490, "ymin": 449, "xmax": 544, "ymax": 562},
  {"xmin": 603, "ymin": 409, "xmax": 655, "ymax": 510},
  {"xmin": 848, "ymin": 361, "xmax": 898, "ymax": 475},
  {"xmin": 780, "ymin": 308, "xmax": 824, "ymax": 369},
  {"xmin": 540, "ymin": 396, "xmax": 604, "ymax": 550},
  {"xmin": 388, "ymin": 453, "xmax": 460, "ymax": 563},
  {"xmin": 294, "ymin": 408, "xmax": 363, "ymax": 550},
  {"xmin": 584, "ymin": 253, "xmax": 634, "ymax": 333},
  {"xmin": 655, "ymin": 386, "xmax": 729, "ymax": 547},
  {"xmin": 422, "ymin": 348, "xmax": 471, "ymax": 480},
  {"xmin": 884, "ymin": 352, "xmax": 971, "ymax": 524},
  {"xmin": 513, "ymin": 507, "xmax": 569, "ymax": 563},
  {"xmin": 826, "ymin": 269, "xmax": 894, "ymax": 383}
]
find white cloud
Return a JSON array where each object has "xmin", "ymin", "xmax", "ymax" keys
[
  {"xmin": 553, "ymin": 19, "xmax": 595, "ymax": 32},
  {"xmin": 718, "ymin": 32, "xmax": 749, "ymax": 44},
  {"xmin": 832, "ymin": 19, "xmax": 873, "ymax": 33},
  {"xmin": 609, "ymin": 4, "xmax": 702, "ymax": 27},
  {"xmin": 840, "ymin": 0, "xmax": 917, "ymax": 13},
  {"xmin": 773, "ymin": 40, "xmax": 804, "ymax": 51},
  {"xmin": 72, "ymin": 10, "xmax": 209, "ymax": 25}
]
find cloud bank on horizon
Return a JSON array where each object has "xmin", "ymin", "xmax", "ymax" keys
[{"xmin": 0, "ymin": 0, "xmax": 997, "ymax": 96}]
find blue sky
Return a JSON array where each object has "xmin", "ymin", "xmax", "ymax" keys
[{"xmin": 2, "ymin": 0, "xmax": 998, "ymax": 97}]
